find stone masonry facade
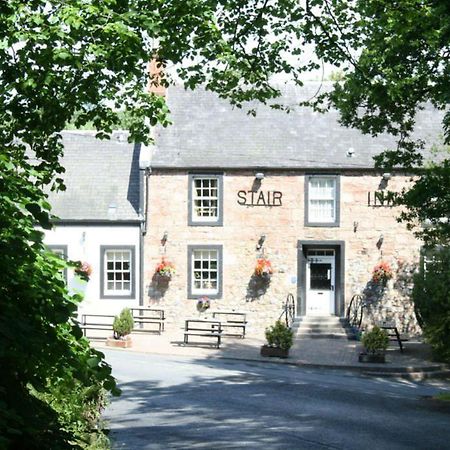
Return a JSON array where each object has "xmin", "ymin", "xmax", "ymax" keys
[{"xmin": 143, "ymin": 170, "xmax": 421, "ymax": 338}]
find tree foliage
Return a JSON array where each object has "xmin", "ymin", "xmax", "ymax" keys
[
  {"xmin": 1, "ymin": 0, "xmax": 449, "ymax": 446},
  {"xmin": 0, "ymin": 153, "xmax": 117, "ymax": 448},
  {"xmin": 413, "ymin": 247, "xmax": 450, "ymax": 362}
]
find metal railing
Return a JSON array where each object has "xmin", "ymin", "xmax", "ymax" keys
[
  {"xmin": 346, "ymin": 294, "xmax": 365, "ymax": 329},
  {"xmin": 279, "ymin": 293, "xmax": 296, "ymax": 328}
]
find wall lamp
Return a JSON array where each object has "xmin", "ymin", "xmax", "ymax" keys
[
  {"xmin": 255, "ymin": 172, "xmax": 265, "ymax": 180},
  {"xmin": 256, "ymin": 234, "xmax": 266, "ymax": 250},
  {"xmin": 161, "ymin": 231, "xmax": 168, "ymax": 245},
  {"xmin": 376, "ymin": 234, "xmax": 384, "ymax": 249}
]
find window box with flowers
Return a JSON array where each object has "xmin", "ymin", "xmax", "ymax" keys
[
  {"xmin": 155, "ymin": 258, "xmax": 176, "ymax": 281},
  {"xmin": 254, "ymin": 257, "xmax": 273, "ymax": 280},
  {"xmin": 372, "ymin": 261, "xmax": 393, "ymax": 286}
]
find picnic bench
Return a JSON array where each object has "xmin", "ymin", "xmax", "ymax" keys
[
  {"xmin": 80, "ymin": 314, "xmax": 115, "ymax": 337},
  {"xmin": 378, "ymin": 321, "xmax": 404, "ymax": 353},
  {"xmin": 211, "ymin": 311, "xmax": 247, "ymax": 338},
  {"xmin": 80, "ymin": 308, "xmax": 165, "ymax": 337},
  {"xmin": 184, "ymin": 319, "xmax": 222, "ymax": 348},
  {"xmin": 130, "ymin": 308, "xmax": 165, "ymax": 334}
]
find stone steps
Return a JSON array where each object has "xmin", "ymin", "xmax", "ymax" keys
[{"xmin": 292, "ymin": 315, "xmax": 355, "ymax": 340}]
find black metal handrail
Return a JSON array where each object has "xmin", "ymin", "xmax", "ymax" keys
[
  {"xmin": 346, "ymin": 293, "xmax": 365, "ymax": 329},
  {"xmin": 279, "ymin": 293, "xmax": 296, "ymax": 328}
]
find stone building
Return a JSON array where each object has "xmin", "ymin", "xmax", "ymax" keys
[{"xmin": 142, "ymin": 84, "xmax": 443, "ymax": 337}]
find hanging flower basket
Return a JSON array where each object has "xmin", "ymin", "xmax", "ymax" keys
[
  {"xmin": 155, "ymin": 258, "xmax": 176, "ymax": 280},
  {"xmin": 74, "ymin": 261, "xmax": 92, "ymax": 280},
  {"xmin": 372, "ymin": 261, "xmax": 393, "ymax": 285},
  {"xmin": 197, "ymin": 296, "xmax": 211, "ymax": 313},
  {"xmin": 254, "ymin": 257, "xmax": 273, "ymax": 279}
]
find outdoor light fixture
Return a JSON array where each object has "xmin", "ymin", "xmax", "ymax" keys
[
  {"xmin": 256, "ymin": 234, "xmax": 266, "ymax": 250},
  {"xmin": 382, "ymin": 172, "xmax": 392, "ymax": 181},
  {"xmin": 376, "ymin": 234, "xmax": 384, "ymax": 249},
  {"xmin": 161, "ymin": 231, "xmax": 168, "ymax": 245},
  {"xmin": 255, "ymin": 172, "xmax": 265, "ymax": 180}
]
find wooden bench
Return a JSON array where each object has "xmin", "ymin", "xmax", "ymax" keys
[
  {"xmin": 184, "ymin": 319, "xmax": 222, "ymax": 348},
  {"xmin": 80, "ymin": 308, "xmax": 166, "ymax": 338},
  {"xmin": 80, "ymin": 314, "xmax": 115, "ymax": 337},
  {"xmin": 130, "ymin": 308, "xmax": 165, "ymax": 335},
  {"xmin": 378, "ymin": 321, "xmax": 404, "ymax": 353},
  {"xmin": 211, "ymin": 311, "xmax": 247, "ymax": 338}
]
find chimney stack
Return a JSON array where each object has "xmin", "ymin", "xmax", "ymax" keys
[{"xmin": 148, "ymin": 58, "xmax": 166, "ymax": 97}]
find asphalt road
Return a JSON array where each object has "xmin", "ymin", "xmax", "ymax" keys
[{"xmin": 103, "ymin": 349, "xmax": 450, "ymax": 450}]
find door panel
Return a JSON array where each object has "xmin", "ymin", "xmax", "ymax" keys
[{"xmin": 306, "ymin": 254, "xmax": 335, "ymax": 315}]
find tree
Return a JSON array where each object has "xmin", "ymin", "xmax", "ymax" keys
[
  {"xmin": 0, "ymin": 1, "xmax": 322, "ymax": 447},
  {"xmin": 1, "ymin": 1, "xmax": 449, "ymax": 446},
  {"xmin": 413, "ymin": 247, "xmax": 450, "ymax": 362},
  {"xmin": 304, "ymin": 0, "xmax": 450, "ymax": 245}
]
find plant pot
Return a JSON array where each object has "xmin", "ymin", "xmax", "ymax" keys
[
  {"xmin": 260, "ymin": 345, "xmax": 289, "ymax": 358},
  {"xmin": 358, "ymin": 352, "xmax": 385, "ymax": 363},
  {"xmin": 106, "ymin": 335, "xmax": 132, "ymax": 348}
]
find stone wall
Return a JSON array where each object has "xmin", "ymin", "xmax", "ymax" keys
[{"xmin": 143, "ymin": 170, "xmax": 421, "ymax": 337}]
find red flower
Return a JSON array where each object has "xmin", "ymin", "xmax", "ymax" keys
[
  {"xmin": 372, "ymin": 261, "xmax": 393, "ymax": 283},
  {"xmin": 255, "ymin": 258, "xmax": 273, "ymax": 277},
  {"xmin": 75, "ymin": 261, "xmax": 92, "ymax": 278},
  {"xmin": 155, "ymin": 258, "xmax": 176, "ymax": 277}
]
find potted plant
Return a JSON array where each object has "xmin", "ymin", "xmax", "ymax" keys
[
  {"xmin": 106, "ymin": 308, "xmax": 134, "ymax": 348},
  {"xmin": 254, "ymin": 257, "xmax": 273, "ymax": 280},
  {"xmin": 155, "ymin": 258, "xmax": 176, "ymax": 281},
  {"xmin": 260, "ymin": 320, "xmax": 293, "ymax": 358},
  {"xmin": 371, "ymin": 261, "xmax": 393, "ymax": 286},
  {"xmin": 196, "ymin": 296, "xmax": 211, "ymax": 313},
  {"xmin": 359, "ymin": 326, "xmax": 389, "ymax": 363}
]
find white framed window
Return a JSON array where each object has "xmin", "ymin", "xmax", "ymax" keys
[
  {"xmin": 188, "ymin": 245, "xmax": 222, "ymax": 298},
  {"xmin": 48, "ymin": 245, "xmax": 68, "ymax": 281},
  {"xmin": 100, "ymin": 246, "xmax": 135, "ymax": 299},
  {"xmin": 189, "ymin": 174, "xmax": 223, "ymax": 226},
  {"xmin": 305, "ymin": 175, "xmax": 340, "ymax": 226}
]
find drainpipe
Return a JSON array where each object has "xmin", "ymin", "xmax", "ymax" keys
[{"xmin": 139, "ymin": 140, "xmax": 152, "ymax": 307}]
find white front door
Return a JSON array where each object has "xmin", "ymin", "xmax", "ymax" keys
[{"xmin": 306, "ymin": 250, "xmax": 335, "ymax": 315}]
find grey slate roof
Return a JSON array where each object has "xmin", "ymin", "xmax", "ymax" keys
[
  {"xmin": 48, "ymin": 131, "xmax": 141, "ymax": 221},
  {"xmin": 151, "ymin": 83, "xmax": 444, "ymax": 169}
]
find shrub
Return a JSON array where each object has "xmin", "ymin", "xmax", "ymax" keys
[
  {"xmin": 361, "ymin": 326, "xmax": 389, "ymax": 354},
  {"xmin": 113, "ymin": 308, "xmax": 134, "ymax": 339},
  {"xmin": 265, "ymin": 320, "xmax": 294, "ymax": 350},
  {"xmin": 412, "ymin": 247, "xmax": 450, "ymax": 362}
]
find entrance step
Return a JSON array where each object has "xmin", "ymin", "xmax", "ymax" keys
[{"xmin": 292, "ymin": 316, "xmax": 355, "ymax": 340}]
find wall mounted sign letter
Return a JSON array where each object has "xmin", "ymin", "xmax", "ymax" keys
[
  {"xmin": 368, "ymin": 191, "xmax": 398, "ymax": 207},
  {"xmin": 237, "ymin": 190, "xmax": 283, "ymax": 207}
]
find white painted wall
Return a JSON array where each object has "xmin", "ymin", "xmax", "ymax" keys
[{"xmin": 43, "ymin": 224, "xmax": 141, "ymax": 316}]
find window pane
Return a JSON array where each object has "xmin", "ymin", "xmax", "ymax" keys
[
  {"xmin": 104, "ymin": 249, "xmax": 132, "ymax": 295},
  {"xmin": 309, "ymin": 177, "xmax": 336, "ymax": 223},
  {"xmin": 192, "ymin": 177, "xmax": 220, "ymax": 221},
  {"xmin": 310, "ymin": 263, "xmax": 332, "ymax": 290},
  {"xmin": 191, "ymin": 248, "xmax": 220, "ymax": 295}
]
